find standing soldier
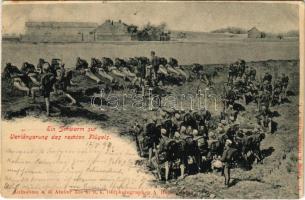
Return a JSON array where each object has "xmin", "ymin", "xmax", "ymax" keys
[
  {"xmin": 151, "ymin": 51, "xmax": 159, "ymax": 84},
  {"xmin": 220, "ymin": 139, "xmax": 237, "ymax": 187},
  {"xmin": 37, "ymin": 58, "xmax": 46, "ymax": 74},
  {"xmin": 238, "ymin": 60, "xmax": 246, "ymax": 78},
  {"xmin": 280, "ymin": 73, "xmax": 289, "ymax": 97},
  {"xmin": 263, "ymin": 72, "xmax": 272, "ymax": 83},
  {"xmin": 249, "ymin": 66, "xmax": 256, "ymax": 81},
  {"xmin": 41, "ymin": 63, "xmax": 57, "ymax": 116}
]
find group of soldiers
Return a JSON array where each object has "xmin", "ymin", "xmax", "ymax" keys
[
  {"xmin": 129, "ymin": 59, "xmax": 290, "ymax": 186},
  {"xmin": 222, "ymin": 59, "xmax": 289, "ymax": 133},
  {"xmin": 3, "ymin": 55, "xmax": 290, "ymax": 186},
  {"xmin": 130, "ymin": 107, "xmax": 266, "ymax": 186},
  {"xmin": 75, "ymin": 51, "xmax": 189, "ymax": 90},
  {"xmin": 3, "ymin": 51, "xmax": 191, "ymax": 116},
  {"xmin": 3, "ymin": 59, "xmax": 76, "ymax": 116}
]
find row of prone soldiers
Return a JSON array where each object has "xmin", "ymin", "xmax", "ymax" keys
[
  {"xmin": 3, "ymin": 59, "xmax": 76, "ymax": 116},
  {"xmin": 75, "ymin": 51, "xmax": 189, "ymax": 88},
  {"xmin": 130, "ymin": 108, "xmax": 265, "ymax": 186}
]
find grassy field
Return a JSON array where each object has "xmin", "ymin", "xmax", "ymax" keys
[{"xmin": 2, "ymin": 40, "xmax": 299, "ymax": 70}]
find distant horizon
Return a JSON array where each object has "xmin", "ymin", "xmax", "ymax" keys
[
  {"xmin": 2, "ymin": 19, "xmax": 300, "ymax": 36},
  {"xmin": 2, "ymin": 2, "xmax": 299, "ymax": 35}
]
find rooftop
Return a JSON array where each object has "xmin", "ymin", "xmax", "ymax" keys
[{"xmin": 25, "ymin": 21, "xmax": 99, "ymax": 28}]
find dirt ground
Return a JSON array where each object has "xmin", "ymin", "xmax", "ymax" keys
[{"xmin": 1, "ymin": 58, "xmax": 300, "ymax": 198}]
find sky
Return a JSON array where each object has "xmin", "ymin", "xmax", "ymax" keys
[{"xmin": 2, "ymin": 1, "xmax": 300, "ymax": 34}]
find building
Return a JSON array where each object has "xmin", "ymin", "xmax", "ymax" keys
[
  {"xmin": 22, "ymin": 21, "xmax": 98, "ymax": 42},
  {"xmin": 247, "ymin": 27, "xmax": 262, "ymax": 38},
  {"xmin": 2, "ymin": 34, "xmax": 20, "ymax": 42},
  {"xmin": 160, "ymin": 31, "xmax": 171, "ymax": 41},
  {"xmin": 92, "ymin": 20, "xmax": 133, "ymax": 41}
]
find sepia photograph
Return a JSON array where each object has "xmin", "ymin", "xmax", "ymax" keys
[{"xmin": 1, "ymin": 1, "xmax": 304, "ymax": 199}]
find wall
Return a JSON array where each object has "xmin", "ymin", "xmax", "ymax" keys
[
  {"xmin": 96, "ymin": 34, "xmax": 132, "ymax": 41},
  {"xmin": 248, "ymin": 31, "xmax": 262, "ymax": 38},
  {"xmin": 22, "ymin": 26, "xmax": 95, "ymax": 42}
]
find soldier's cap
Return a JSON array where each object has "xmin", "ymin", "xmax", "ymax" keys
[
  {"xmin": 192, "ymin": 129, "xmax": 199, "ymax": 136},
  {"xmin": 160, "ymin": 111, "xmax": 167, "ymax": 117},
  {"xmin": 161, "ymin": 129, "xmax": 167, "ymax": 135},
  {"xmin": 42, "ymin": 62, "xmax": 50, "ymax": 71},
  {"xmin": 220, "ymin": 120, "xmax": 227, "ymax": 125},
  {"xmin": 180, "ymin": 126, "xmax": 186, "ymax": 132},
  {"xmin": 233, "ymin": 122, "xmax": 240, "ymax": 127},
  {"xmin": 174, "ymin": 132, "xmax": 181, "ymax": 138},
  {"xmin": 225, "ymin": 139, "xmax": 233, "ymax": 146},
  {"xmin": 179, "ymin": 110, "xmax": 186, "ymax": 114}
]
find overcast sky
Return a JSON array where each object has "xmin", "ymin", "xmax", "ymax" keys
[{"xmin": 2, "ymin": 1, "xmax": 300, "ymax": 34}]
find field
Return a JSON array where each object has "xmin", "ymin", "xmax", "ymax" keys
[
  {"xmin": 1, "ymin": 40, "xmax": 298, "ymax": 69},
  {"xmin": 1, "ymin": 41, "xmax": 301, "ymax": 198}
]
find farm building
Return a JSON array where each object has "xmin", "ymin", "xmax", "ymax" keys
[
  {"xmin": 247, "ymin": 27, "xmax": 263, "ymax": 38},
  {"xmin": 2, "ymin": 34, "xmax": 20, "ymax": 42},
  {"xmin": 21, "ymin": 21, "xmax": 98, "ymax": 42},
  {"xmin": 160, "ymin": 31, "xmax": 171, "ymax": 41},
  {"xmin": 92, "ymin": 20, "xmax": 134, "ymax": 41}
]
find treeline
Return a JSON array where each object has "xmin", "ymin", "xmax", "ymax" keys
[
  {"xmin": 261, "ymin": 30, "xmax": 299, "ymax": 39},
  {"xmin": 211, "ymin": 27, "xmax": 247, "ymax": 34},
  {"xmin": 127, "ymin": 22, "xmax": 170, "ymax": 41},
  {"xmin": 211, "ymin": 26, "xmax": 299, "ymax": 38}
]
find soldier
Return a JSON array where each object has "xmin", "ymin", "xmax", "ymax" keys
[
  {"xmin": 50, "ymin": 58, "xmax": 62, "ymax": 74},
  {"xmin": 242, "ymin": 133, "xmax": 265, "ymax": 163},
  {"xmin": 21, "ymin": 62, "xmax": 40, "ymax": 85},
  {"xmin": 256, "ymin": 105, "xmax": 273, "ymax": 133},
  {"xmin": 271, "ymin": 79, "xmax": 283, "ymax": 106},
  {"xmin": 228, "ymin": 64, "xmax": 235, "ymax": 84},
  {"xmin": 225, "ymin": 87, "xmax": 237, "ymax": 108},
  {"xmin": 79, "ymin": 58, "xmax": 102, "ymax": 84},
  {"xmin": 226, "ymin": 105, "xmax": 238, "ymax": 124},
  {"xmin": 4, "ymin": 63, "xmax": 40, "ymax": 101},
  {"xmin": 75, "ymin": 57, "xmax": 89, "ymax": 70},
  {"xmin": 170, "ymin": 57, "xmax": 188, "ymax": 80},
  {"xmin": 37, "ymin": 58, "xmax": 46, "ymax": 74},
  {"xmin": 280, "ymin": 73, "xmax": 289, "ymax": 97},
  {"xmin": 151, "ymin": 51, "xmax": 159, "ymax": 81},
  {"xmin": 54, "ymin": 63, "xmax": 77, "ymax": 105},
  {"xmin": 225, "ymin": 123, "xmax": 239, "ymax": 143},
  {"xmin": 244, "ymin": 65, "xmax": 251, "ymax": 83},
  {"xmin": 249, "ymin": 66, "xmax": 256, "ymax": 81},
  {"xmin": 259, "ymin": 91, "xmax": 272, "ymax": 110},
  {"xmin": 41, "ymin": 63, "xmax": 57, "ymax": 116},
  {"xmin": 154, "ymin": 128, "xmax": 170, "ymax": 182},
  {"xmin": 131, "ymin": 120, "xmax": 145, "ymax": 156},
  {"xmin": 238, "ymin": 60, "xmax": 246, "ymax": 78},
  {"xmin": 263, "ymin": 72, "xmax": 272, "ymax": 83},
  {"xmin": 220, "ymin": 139, "xmax": 238, "ymax": 187},
  {"xmin": 245, "ymin": 81, "xmax": 259, "ymax": 105},
  {"xmin": 263, "ymin": 80, "xmax": 273, "ymax": 94}
]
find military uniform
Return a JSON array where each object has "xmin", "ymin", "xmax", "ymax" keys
[{"xmin": 220, "ymin": 145, "xmax": 237, "ymax": 186}]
